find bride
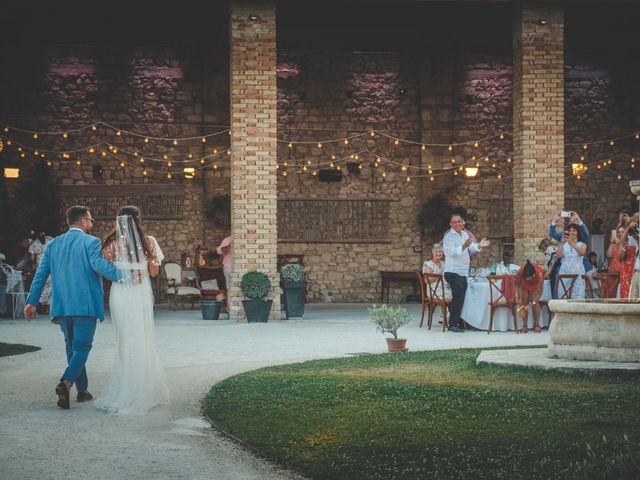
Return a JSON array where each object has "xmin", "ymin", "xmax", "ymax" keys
[{"xmin": 95, "ymin": 206, "xmax": 169, "ymax": 415}]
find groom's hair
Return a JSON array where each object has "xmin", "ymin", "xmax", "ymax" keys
[{"xmin": 66, "ymin": 205, "xmax": 90, "ymax": 225}]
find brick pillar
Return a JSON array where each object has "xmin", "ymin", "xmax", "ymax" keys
[
  {"xmin": 512, "ymin": 5, "xmax": 564, "ymax": 264},
  {"xmin": 229, "ymin": 2, "xmax": 280, "ymax": 321}
]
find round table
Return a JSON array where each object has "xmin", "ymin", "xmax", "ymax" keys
[{"xmin": 459, "ymin": 279, "xmax": 552, "ymax": 331}]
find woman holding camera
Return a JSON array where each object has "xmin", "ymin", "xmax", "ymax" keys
[{"xmin": 555, "ymin": 223, "xmax": 587, "ymax": 298}]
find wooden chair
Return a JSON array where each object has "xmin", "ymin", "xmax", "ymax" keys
[
  {"xmin": 593, "ymin": 271, "xmax": 620, "ymax": 299},
  {"xmin": 164, "ymin": 262, "xmax": 201, "ymax": 309},
  {"xmin": 486, "ymin": 275, "xmax": 518, "ymax": 334},
  {"xmin": 424, "ymin": 273, "xmax": 450, "ymax": 332},
  {"xmin": 196, "ymin": 266, "xmax": 227, "ymax": 311},
  {"xmin": 557, "ymin": 274, "xmax": 579, "ymax": 299},
  {"xmin": 583, "ymin": 274, "xmax": 596, "ymax": 299},
  {"xmin": 416, "ymin": 271, "xmax": 430, "ymax": 328}
]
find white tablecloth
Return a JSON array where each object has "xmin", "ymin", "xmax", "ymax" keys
[{"xmin": 431, "ymin": 279, "xmax": 551, "ymax": 332}]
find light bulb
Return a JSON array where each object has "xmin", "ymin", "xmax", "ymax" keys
[
  {"xmin": 116, "ymin": 130, "xmax": 121, "ymax": 136},
  {"xmin": 421, "ymin": 144, "xmax": 426, "ymax": 151},
  {"xmin": 448, "ymin": 145, "xmax": 453, "ymax": 152},
  {"xmin": 394, "ymin": 138, "xmax": 399, "ymax": 145},
  {"xmin": 120, "ymin": 162, "xmax": 125, "ymax": 168},
  {"xmin": 202, "ymin": 137, "xmax": 207, "ymax": 143},
  {"xmin": 91, "ymin": 125, "xmax": 97, "ymax": 131},
  {"xmin": 63, "ymin": 132, "xmax": 68, "ymax": 139},
  {"xmin": 288, "ymin": 142, "xmax": 293, "ymax": 148},
  {"xmin": 173, "ymin": 139, "xmax": 178, "ymax": 145},
  {"xmin": 144, "ymin": 137, "xmax": 149, "ymax": 143},
  {"xmin": 167, "ymin": 162, "xmax": 172, "ymax": 167},
  {"xmin": 344, "ymin": 138, "xmax": 349, "ymax": 145},
  {"xmin": 33, "ymin": 133, "xmax": 38, "ymax": 139},
  {"xmin": 317, "ymin": 143, "xmax": 322, "ymax": 149}
]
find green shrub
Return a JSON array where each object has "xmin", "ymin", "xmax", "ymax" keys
[
  {"xmin": 369, "ymin": 304, "xmax": 412, "ymax": 339},
  {"xmin": 240, "ymin": 271, "xmax": 271, "ymax": 299},
  {"xmin": 281, "ymin": 263, "xmax": 304, "ymax": 283}
]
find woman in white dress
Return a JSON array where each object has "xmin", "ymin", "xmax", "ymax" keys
[
  {"xmin": 95, "ymin": 206, "xmax": 169, "ymax": 415},
  {"xmin": 555, "ymin": 223, "xmax": 587, "ymax": 299},
  {"xmin": 28, "ymin": 232, "xmax": 53, "ymax": 311}
]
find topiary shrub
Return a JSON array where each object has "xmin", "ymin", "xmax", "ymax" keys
[
  {"xmin": 281, "ymin": 263, "xmax": 304, "ymax": 283},
  {"xmin": 240, "ymin": 271, "xmax": 271, "ymax": 299}
]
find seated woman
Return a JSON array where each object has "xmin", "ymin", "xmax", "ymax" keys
[
  {"xmin": 555, "ymin": 223, "xmax": 587, "ymax": 299},
  {"xmin": 422, "ymin": 243, "xmax": 452, "ymax": 300},
  {"xmin": 515, "ymin": 260, "xmax": 544, "ymax": 333}
]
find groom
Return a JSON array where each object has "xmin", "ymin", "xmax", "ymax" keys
[{"xmin": 24, "ymin": 205, "xmax": 121, "ymax": 409}]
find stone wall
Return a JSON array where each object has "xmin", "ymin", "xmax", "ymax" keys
[{"xmin": 0, "ymin": 43, "xmax": 230, "ymax": 263}]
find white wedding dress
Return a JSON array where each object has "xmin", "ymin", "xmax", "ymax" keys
[{"xmin": 95, "ymin": 218, "xmax": 169, "ymax": 415}]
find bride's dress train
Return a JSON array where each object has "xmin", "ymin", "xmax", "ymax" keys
[{"xmin": 95, "ymin": 231, "xmax": 169, "ymax": 415}]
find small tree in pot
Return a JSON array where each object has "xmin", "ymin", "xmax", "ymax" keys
[
  {"xmin": 281, "ymin": 263, "xmax": 306, "ymax": 318},
  {"xmin": 241, "ymin": 271, "xmax": 272, "ymax": 323},
  {"xmin": 369, "ymin": 304, "xmax": 412, "ymax": 352}
]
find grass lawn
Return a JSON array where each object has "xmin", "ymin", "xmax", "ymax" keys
[
  {"xmin": 203, "ymin": 348, "xmax": 640, "ymax": 480},
  {"xmin": 0, "ymin": 342, "xmax": 40, "ymax": 357}
]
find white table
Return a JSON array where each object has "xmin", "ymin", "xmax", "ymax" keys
[{"xmin": 460, "ymin": 279, "xmax": 552, "ymax": 331}]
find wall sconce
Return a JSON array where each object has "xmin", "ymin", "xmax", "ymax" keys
[
  {"xmin": 248, "ymin": 14, "xmax": 260, "ymax": 21},
  {"xmin": 572, "ymin": 163, "xmax": 587, "ymax": 176},
  {"xmin": 3, "ymin": 167, "xmax": 19, "ymax": 178},
  {"xmin": 183, "ymin": 167, "xmax": 195, "ymax": 179},
  {"xmin": 538, "ymin": 19, "xmax": 548, "ymax": 25},
  {"xmin": 464, "ymin": 166, "xmax": 479, "ymax": 178}
]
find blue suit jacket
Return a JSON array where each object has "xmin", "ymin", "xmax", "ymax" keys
[{"xmin": 26, "ymin": 228, "xmax": 121, "ymax": 321}]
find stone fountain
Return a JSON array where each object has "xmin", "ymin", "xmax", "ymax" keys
[{"xmin": 547, "ymin": 180, "xmax": 640, "ymax": 363}]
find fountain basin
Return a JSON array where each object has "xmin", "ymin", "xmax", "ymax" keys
[{"xmin": 548, "ymin": 299, "xmax": 640, "ymax": 362}]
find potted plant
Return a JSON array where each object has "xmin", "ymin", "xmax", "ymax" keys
[
  {"xmin": 281, "ymin": 263, "xmax": 306, "ymax": 318},
  {"xmin": 241, "ymin": 271, "xmax": 273, "ymax": 323},
  {"xmin": 369, "ymin": 304, "xmax": 412, "ymax": 352}
]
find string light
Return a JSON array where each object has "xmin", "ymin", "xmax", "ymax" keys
[
  {"xmin": 474, "ymin": 141, "xmax": 479, "ymax": 148},
  {"xmin": 288, "ymin": 142, "xmax": 293, "ymax": 148},
  {"xmin": 394, "ymin": 138, "xmax": 400, "ymax": 145},
  {"xmin": 448, "ymin": 145, "xmax": 453, "ymax": 152},
  {"xmin": 33, "ymin": 133, "xmax": 38, "ymax": 140},
  {"xmin": 120, "ymin": 162, "xmax": 125, "ymax": 168},
  {"xmin": 421, "ymin": 144, "xmax": 427, "ymax": 151},
  {"xmin": 91, "ymin": 125, "xmax": 97, "ymax": 131},
  {"xmin": 139, "ymin": 157, "xmax": 145, "ymax": 164},
  {"xmin": 167, "ymin": 173, "xmax": 173, "ymax": 180},
  {"xmin": 344, "ymin": 139, "xmax": 349, "ymax": 145},
  {"xmin": 583, "ymin": 144, "xmax": 588, "ymax": 150},
  {"xmin": 499, "ymin": 133, "xmax": 504, "ymax": 140},
  {"xmin": 610, "ymin": 140, "xmax": 615, "ymax": 146},
  {"xmin": 62, "ymin": 132, "xmax": 68, "ymax": 139},
  {"xmin": 167, "ymin": 162, "xmax": 172, "ymax": 168},
  {"xmin": 317, "ymin": 142, "xmax": 322, "ymax": 149},
  {"xmin": 116, "ymin": 130, "xmax": 122, "ymax": 136},
  {"xmin": 173, "ymin": 139, "xmax": 178, "ymax": 145},
  {"xmin": 144, "ymin": 137, "xmax": 149, "ymax": 143},
  {"xmin": 202, "ymin": 137, "xmax": 207, "ymax": 143}
]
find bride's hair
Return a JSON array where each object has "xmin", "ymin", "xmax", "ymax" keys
[{"xmin": 102, "ymin": 205, "xmax": 152, "ymax": 259}]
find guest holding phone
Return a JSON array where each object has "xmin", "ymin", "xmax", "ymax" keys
[
  {"xmin": 555, "ymin": 223, "xmax": 587, "ymax": 298},
  {"xmin": 548, "ymin": 210, "xmax": 590, "ymax": 298}
]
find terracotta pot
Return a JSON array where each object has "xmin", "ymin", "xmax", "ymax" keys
[{"xmin": 385, "ymin": 338, "xmax": 408, "ymax": 352}]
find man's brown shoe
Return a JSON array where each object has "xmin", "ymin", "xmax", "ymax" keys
[
  {"xmin": 77, "ymin": 391, "xmax": 93, "ymax": 403},
  {"xmin": 55, "ymin": 382, "xmax": 70, "ymax": 409}
]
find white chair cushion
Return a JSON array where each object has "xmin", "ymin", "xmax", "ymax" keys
[
  {"xmin": 200, "ymin": 279, "xmax": 219, "ymax": 290},
  {"xmin": 166, "ymin": 286, "xmax": 201, "ymax": 296}
]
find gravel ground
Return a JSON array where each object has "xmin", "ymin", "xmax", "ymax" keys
[{"xmin": 0, "ymin": 304, "xmax": 548, "ymax": 480}]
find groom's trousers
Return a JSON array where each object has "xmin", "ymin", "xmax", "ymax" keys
[{"xmin": 58, "ymin": 316, "xmax": 96, "ymax": 392}]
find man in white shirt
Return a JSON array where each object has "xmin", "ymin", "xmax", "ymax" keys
[{"xmin": 443, "ymin": 214, "xmax": 490, "ymax": 332}]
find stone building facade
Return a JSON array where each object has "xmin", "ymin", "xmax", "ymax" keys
[{"xmin": 1, "ymin": 1, "xmax": 638, "ymax": 316}]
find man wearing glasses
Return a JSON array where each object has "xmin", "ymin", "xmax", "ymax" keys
[{"xmin": 25, "ymin": 205, "xmax": 121, "ymax": 410}]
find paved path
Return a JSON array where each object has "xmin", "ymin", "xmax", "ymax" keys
[{"xmin": 0, "ymin": 304, "xmax": 548, "ymax": 480}]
